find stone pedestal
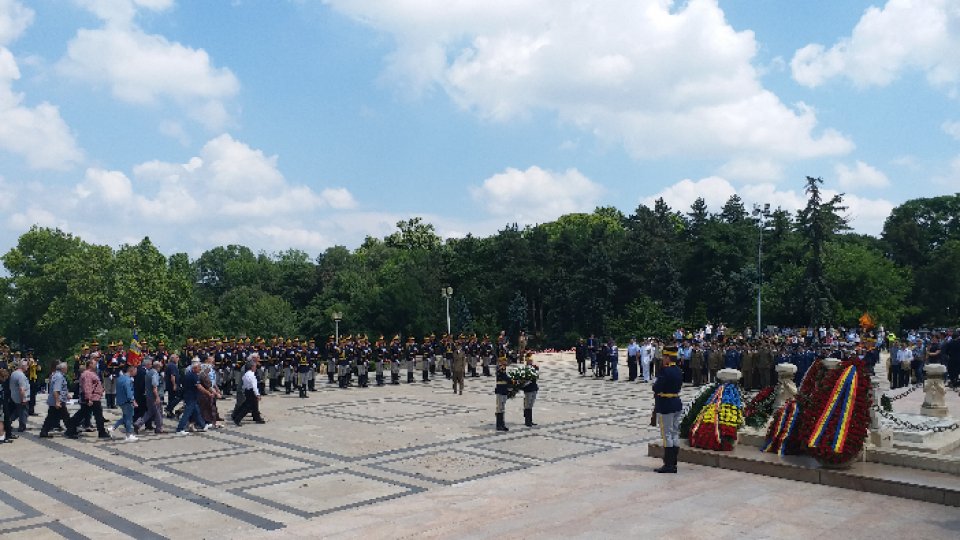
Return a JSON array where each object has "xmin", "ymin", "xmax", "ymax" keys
[
  {"xmin": 821, "ymin": 358, "xmax": 842, "ymax": 371},
  {"xmin": 717, "ymin": 368, "xmax": 742, "ymax": 383},
  {"xmin": 868, "ymin": 427, "xmax": 894, "ymax": 447},
  {"xmin": 773, "ymin": 363, "xmax": 797, "ymax": 410},
  {"xmin": 921, "ymin": 364, "xmax": 949, "ymax": 418},
  {"xmin": 868, "ymin": 371, "xmax": 893, "ymax": 448}
]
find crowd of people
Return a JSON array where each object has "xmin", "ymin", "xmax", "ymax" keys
[
  {"xmin": 2, "ymin": 322, "xmax": 958, "ymax": 444},
  {"xmin": 574, "ymin": 324, "xmax": 960, "ymax": 391},
  {"xmin": 0, "ymin": 330, "xmax": 534, "ymax": 443}
]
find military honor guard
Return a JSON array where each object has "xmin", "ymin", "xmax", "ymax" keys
[
  {"xmin": 653, "ymin": 345, "xmax": 683, "ymax": 473},
  {"xmin": 522, "ymin": 352, "xmax": 539, "ymax": 427},
  {"xmin": 297, "ymin": 349, "xmax": 311, "ymax": 397},
  {"xmin": 494, "ymin": 355, "xmax": 511, "ymax": 431},
  {"xmin": 325, "ymin": 336, "xmax": 337, "ymax": 384},
  {"xmin": 389, "ymin": 336, "xmax": 402, "ymax": 385},
  {"xmin": 480, "ymin": 336, "xmax": 493, "ymax": 376}
]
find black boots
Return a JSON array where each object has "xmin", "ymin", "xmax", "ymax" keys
[
  {"xmin": 495, "ymin": 413, "xmax": 509, "ymax": 432},
  {"xmin": 105, "ymin": 394, "xmax": 115, "ymax": 409},
  {"xmin": 524, "ymin": 409, "xmax": 537, "ymax": 427},
  {"xmin": 407, "ymin": 373, "xmax": 414, "ymax": 383},
  {"xmin": 655, "ymin": 446, "xmax": 678, "ymax": 473}
]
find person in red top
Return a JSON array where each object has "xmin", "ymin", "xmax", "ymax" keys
[{"xmin": 66, "ymin": 358, "xmax": 109, "ymax": 439}]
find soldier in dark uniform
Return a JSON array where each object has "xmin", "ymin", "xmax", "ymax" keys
[
  {"xmin": 404, "ymin": 336, "xmax": 418, "ymax": 383},
  {"xmin": 480, "ymin": 336, "xmax": 494, "ymax": 376},
  {"xmin": 325, "ymin": 336, "xmax": 337, "ymax": 384},
  {"xmin": 297, "ymin": 349, "xmax": 310, "ymax": 397},
  {"xmin": 374, "ymin": 336, "xmax": 387, "ymax": 387},
  {"xmin": 421, "ymin": 335, "xmax": 432, "ymax": 382},
  {"xmin": 466, "ymin": 335, "xmax": 479, "ymax": 377},
  {"xmin": 653, "ymin": 346, "xmax": 683, "ymax": 473},
  {"xmin": 494, "ymin": 355, "xmax": 512, "ymax": 431},
  {"xmin": 443, "ymin": 336, "xmax": 456, "ymax": 380},
  {"xmin": 337, "ymin": 339, "xmax": 351, "ymax": 388},
  {"xmin": 389, "ymin": 335, "xmax": 402, "ymax": 385},
  {"xmin": 522, "ymin": 352, "xmax": 539, "ymax": 426},
  {"xmin": 357, "ymin": 336, "xmax": 371, "ymax": 388}
]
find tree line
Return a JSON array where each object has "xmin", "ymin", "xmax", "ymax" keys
[{"xmin": 1, "ymin": 177, "xmax": 957, "ymax": 360}]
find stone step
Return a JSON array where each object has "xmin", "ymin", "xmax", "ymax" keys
[{"xmin": 648, "ymin": 443, "xmax": 960, "ymax": 507}]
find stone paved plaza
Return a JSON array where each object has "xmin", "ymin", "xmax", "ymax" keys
[{"xmin": 1, "ymin": 353, "xmax": 959, "ymax": 539}]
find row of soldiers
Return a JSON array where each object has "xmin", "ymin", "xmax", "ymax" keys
[{"xmin": 70, "ymin": 333, "xmax": 514, "ymax": 401}]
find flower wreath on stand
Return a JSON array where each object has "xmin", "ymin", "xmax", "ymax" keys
[
  {"xmin": 763, "ymin": 358, "xmax": 824, "ymax": 456},
  {"xmin": 743, "ymin": 385, "xmax": 776, "ymax": 429},
  {"xmin": 798, "ymin": 358, "xmax": 871, "ymax": 466},
  {"xmin": 679, "ymin": 383, "xmax": 719, "ymax": 439},
  {"xmin": 689, "ymin": 382, "xmax": 744, "ymax": 451}
]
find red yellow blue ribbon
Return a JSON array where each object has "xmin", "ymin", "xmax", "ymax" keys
[{"xmin": 808, "ymin": 365, "xmax": 858, "ymax": 453}]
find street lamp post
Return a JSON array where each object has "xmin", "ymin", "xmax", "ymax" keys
[
  {"xmin": 333, "ymin": 311, "xmax": 342, "ymax": 342},
  {"xmin": 441, "ymin": 287, "xmax": 453, "ymax": 335},
  {"xmin": 752, "ymin": 203, "xmax": 770, "ymax": 337}
]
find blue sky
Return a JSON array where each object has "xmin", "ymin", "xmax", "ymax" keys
[{"xmin": 0, "ymin": 0, "xmax": 958, "ymax": 257}]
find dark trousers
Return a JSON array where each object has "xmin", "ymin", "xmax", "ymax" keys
[
  {"xmin": 627, "ymin": 358, "xmax": 637, "ymax": 380},
  {"xmin": 165, "ymin": 389, "xmax": 181, "ymax": 414},
  {"xmin": 233, "ymin": 389, "xmax": 263, "ymax": 423},
  {"xmin": 68, "ymin": 401, "xmax": 107, "ymax": 436},
  {"xmin": 28, "ymin": 382, "xmax": 38, "ymax": 414},
  {"xmin": 894, "ymin": 367, "xmax": 911, "ymax": 389},
  {"xmin": 40, "ymin": 405, "xmax": 71, "ymax": 435},
  {"xmin": 2, "ymin": 401, "xmax": 12, "ymax": 437},
  {"xmin": 948, "ymin": 357, "xmax": 959, "ymax": 387}
]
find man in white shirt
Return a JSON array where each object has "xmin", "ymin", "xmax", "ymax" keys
[
  {"xmin": 232, "ymin": 355, "xmax": 266, "ymax": 426},
  {"xmin": 639, "ymin": 340, "xmax": 654, "ymax": 383},
  {"xmin": 895, "ymin": 343, "xmax": 913, "ymax": 389}
]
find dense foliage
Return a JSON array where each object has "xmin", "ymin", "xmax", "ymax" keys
[{"xmin": 0, "ymin": 181, "xmax": 956, "ymax": 359}]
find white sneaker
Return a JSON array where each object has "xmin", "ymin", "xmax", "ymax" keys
[
  {"xmin": 201, "ymin": 424, "xmax": 210, "ymax": 432},
  {"xmin": 125, "ymin": 435, "xmax": 138, "ymax": 442},
  {"xmin": 176, "ymin": 430, "xmax": 190, "ymax": 436}
]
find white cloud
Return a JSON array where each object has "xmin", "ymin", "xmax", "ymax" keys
[
  {"xmin": 834, "ymin": 160, "xmax": 890, "ymax": 190},
  {"xmin": 643, "ymin": 176, "xmax": 893, "ymax": 235},
  {"xmin": 76, "ymin": 167, "xmax": 134, "ymax": 203},
  {"xmin": 329, "ymin": 0, "xmax": 852, "ymax": 161},
  {"xmin": 470, "ymin": 166, "xmax": 603, "ymax": 224},
  {"xmin": 792, "ymin": 0, "xmax": 960, "ymax": 95},
  {"xmin": 942, "ymin": 120, "xmax": 960, "ymax": 140},
  {"xmin": 59, "ymin": 0, "xmax": 239, "ymax": 129},
  {"xmin": 2, "ymin": 134, "xmax": 362, "ymax": 254},
  {"xmin": 0, "ymin": 3, "xmax": 83, "ymax": 170},
  {"xmin": 320, "ymin": 187, "xmax": 357, "ymax": 210},
  {"xmin": 717, "ymin": 158, "xmax": 784, "ymax": 183},
  {"xmin": 0, "ymin": 0, "xmax": 33, "ymax": 46}
]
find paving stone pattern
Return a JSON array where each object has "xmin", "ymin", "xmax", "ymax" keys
[{"xmin": 3, "ymin": 352, "xmax": 958, "ymax": 539}]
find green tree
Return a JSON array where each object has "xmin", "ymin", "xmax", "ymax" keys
[{"xmin": 796, "ymin": 176, "xmax": 849, "ymax": 324}]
